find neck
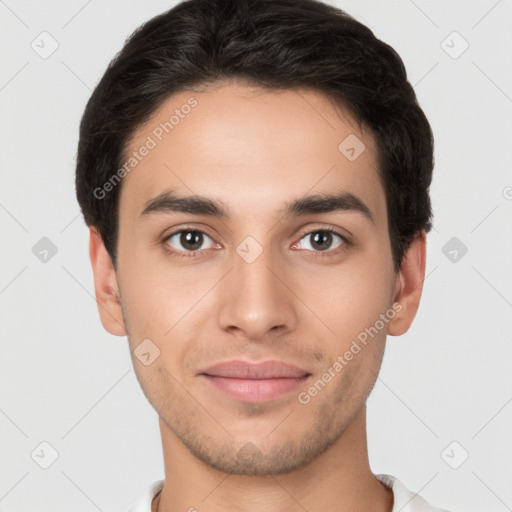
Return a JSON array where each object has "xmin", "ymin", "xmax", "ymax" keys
[{"xmin": 153, "ymin": 406, "xmax": 393, "ymax": 512}]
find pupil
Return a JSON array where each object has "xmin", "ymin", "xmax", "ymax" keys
[
  {"xmin": 181, "ymin": 231, "xmax": 202, "ymax": 250},
  {"xmin": 312, "ymin": 231, "xmax": 331, "ymax": 251}
]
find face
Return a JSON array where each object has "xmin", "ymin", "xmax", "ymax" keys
[{"xmin": 91, "ymin": 80, "xmax": 422, "ymax": 476}]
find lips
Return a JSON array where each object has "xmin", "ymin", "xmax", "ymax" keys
[
  {"xmin": 198, "ymin": 360, "xmax": 311, "ymax": 402},
  {"xmin": 199, "ymin": 360, "xmax": 310, "ymax": 379}
]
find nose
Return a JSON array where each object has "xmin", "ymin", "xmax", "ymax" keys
[{"xmin": 217, "ymin": 243, "xmax": 298, "ymax": 341}]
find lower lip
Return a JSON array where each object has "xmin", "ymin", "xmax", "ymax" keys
[{"xmin": 200, "ymin": 374, "xmax": 310, "ymax": 402}]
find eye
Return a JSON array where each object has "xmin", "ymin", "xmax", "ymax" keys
[
  {"xmin": 163, "ymin": 228, "xmax": 217, "ymax": 256},
  {"xmin": 294, "ymin": 228, "xmax": 349, "ymax": 254},
  {"xmin": 162, "ymin": 226, "xmax": 350, "ymax": 259}
]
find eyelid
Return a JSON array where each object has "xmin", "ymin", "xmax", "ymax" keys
[
  {"xmin": 295, "ymin": 224, "xmax": 351, "ymax": 244},
  {"xmin": 163, "ymin": 223, "xmax": 216, "ymax": 240}
]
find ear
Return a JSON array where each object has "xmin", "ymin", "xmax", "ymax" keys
[
  {"xmin": 387, "ymin": 230, "xmax": 427, "ymax": 336},
  {"xmin": 88, "ymin": 226, "xmax": 127, "ymax": 336}
]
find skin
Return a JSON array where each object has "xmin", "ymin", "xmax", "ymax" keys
[{"xmin": 89, "ymin": 79, "xmax": 426, "ymax": 512}]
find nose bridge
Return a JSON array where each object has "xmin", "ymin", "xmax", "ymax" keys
[{"xmin": 217, "ymin": 236, "xmax": 296, "ymax": 338}]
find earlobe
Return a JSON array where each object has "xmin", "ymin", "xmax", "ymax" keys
[
  {"xmin": 88, "ymin": 227, "xmax": 127, "ymax": 337},
  {"xmin": 387, "ymin": 231, "xmax": 427, "ymax": 337}
]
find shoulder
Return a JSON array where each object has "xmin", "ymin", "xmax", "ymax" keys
[
  {"xmin": 376, "ymin": 474, "xmax": 452, "ymax": 512},
  {"xmin": 127, "ymin": 480, "xmax": 164, "ymax": 512}
]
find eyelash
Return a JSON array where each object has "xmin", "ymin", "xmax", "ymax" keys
[{"xmin": 162, "ymin": 226, "xmax": 351, "ymax": 260}]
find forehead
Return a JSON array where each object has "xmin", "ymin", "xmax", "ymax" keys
[{"xmin": 119, "ymin": 81, "xmax": 386, "ymax": 226}]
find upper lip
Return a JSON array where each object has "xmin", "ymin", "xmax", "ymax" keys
[{"xmin": 199, "ymin": 360, "xmax": 310, "ymax": 379}]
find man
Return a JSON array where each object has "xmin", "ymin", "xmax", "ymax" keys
[{"xmin": 75, "ymin": 0, "xmax": 449, "ymax": 510}]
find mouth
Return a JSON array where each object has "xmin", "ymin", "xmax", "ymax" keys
[{"xmin": 198, "ymin": 360, "xmax": 312, "ymax": 403}]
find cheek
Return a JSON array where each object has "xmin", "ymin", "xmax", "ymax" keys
[
  {"xmin": 118, "ymin": 268, "xmax": 214, "ymax": 375},
  {"xmin": 302, "ymin": 260, "xmax": 393, "ymax": 333},
  {"xmin": 297, "ymin": 261, "xmax": 394, "ymax": 381},
  {"xmin": 118, "ymin": 250, "xmax": 205, "ymax": 336}
]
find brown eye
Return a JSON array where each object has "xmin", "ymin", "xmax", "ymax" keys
[
  {"xmin": 297, "ymin": 229, "xmax": 346, "ymax": 252},
  {"xmin": 164, "ymin": 229, "xmax": 215, "ymax": 253}
]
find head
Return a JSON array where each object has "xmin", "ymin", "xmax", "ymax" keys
[{"xmin": 77, "ymin": 0, "xmax": 433, "ymax": 476}]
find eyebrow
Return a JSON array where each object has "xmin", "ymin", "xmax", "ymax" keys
[{"xmin": 139, "ymin": 189, "xmax": 374, "ymax": 224}]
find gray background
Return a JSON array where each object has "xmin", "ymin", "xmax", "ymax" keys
[{"xmin": 1, "ymin": 1, "xmax": 511, "ymax": 511}]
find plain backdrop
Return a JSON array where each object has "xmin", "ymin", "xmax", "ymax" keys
[{"xmin": 1, "ymin": 1, "xmax": 511, "ymax": 511}]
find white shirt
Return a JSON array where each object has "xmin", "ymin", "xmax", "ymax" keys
[{"xmin": 127, "ymin": 474, "xmax": 451, "ymax": 511}]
